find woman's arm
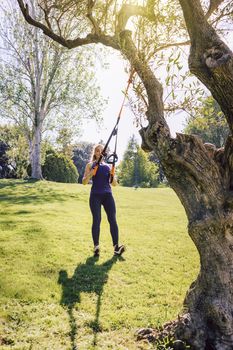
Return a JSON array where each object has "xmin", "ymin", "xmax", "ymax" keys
[
  {"xmin": 111, "ymin": 175, "xmax": 118, "ymax": 187},
  {"xmin": 82, "ymin": 163, "xmax": 94, "ymax": 185},
  {"xmin": 111, "ymin": 178, "xmax": 118, "ymax": 186}
]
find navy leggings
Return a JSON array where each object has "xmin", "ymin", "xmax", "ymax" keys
[{"xmin": 89, "ymin": 192, "xmax": 119, "ymax": 246}]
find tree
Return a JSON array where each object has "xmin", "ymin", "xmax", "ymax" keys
[
  {"xmin": 0, "ymin": 141, "xmax": 16, "ymax": 178},
  {"xmin": 0, "ymin": 0, "xmax": 104, "ymax": 179},
  {"xmin": 72, "ymin": 142, "xmax": 94, "ymax": 183},
  {"xmin": 17, "ymin": 0, "xmax": 233, "ymax": 348},
  {"xmin": 42, "ymin": 148, "xmax": 78, "ymax": 183},
  {"xmin": 184, "ymin": 96, "xmax": 229, "ymax": 147},
  {"xmin": 117, "ymin": 135, "xmax": 137, "ymax": 187},
  {"xmin": 56, "ymin": 126, "xmax": 75, "ymax": 159},
  {"xmin": 149, "ymin": 151, "xmax": 166, "ymax": 184},
  {"xmin": 118, "ymin": 135, "xmax": 159, "ymax": 187},
  {"xmin": 0, "ymin": 125, "xmax": 28, "ymax": 178}
]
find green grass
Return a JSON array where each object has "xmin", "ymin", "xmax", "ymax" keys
[{"xmin": 0, "ymin": 179, "xmax": 199, "ymax": 350}]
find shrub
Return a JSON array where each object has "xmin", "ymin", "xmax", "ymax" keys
[{"xmin": 42, "ymin": 150, "xmax": 78, "ymax": 183}]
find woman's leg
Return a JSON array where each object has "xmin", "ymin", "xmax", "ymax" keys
[
  {"xmin": 102, "ymin": 193, "xmax": 119, "ymax": 246},
  {"xmin": 89, "ymin": 193, "xmax": 102, "ymax": 246}
]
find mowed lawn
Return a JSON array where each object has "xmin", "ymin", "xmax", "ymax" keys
[{"xmin": 0, "ymin": 180, "xmax": 199, "ymax": 350}]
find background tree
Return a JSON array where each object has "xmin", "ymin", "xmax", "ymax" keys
[
  {"xmin": 0, "ymin": 125, "xmax": 28, "ymax": 178},
  {"xmin": 117, "ymin": 135, "xmax": 137, "ymax": 187},
  {"xmin": 118, "ymin": 135, "xmax": 159, "ymax": 187},
  {"xmin": 17, "ymin": 0, "xmax": 233, "ymax": 348},
  {"xmin": 149, "ymin": 151, "xmax": 166, "ymax": 184},
  {"xmin": 0, "ymin": 141, "xmax": 15, "ymax": 178},
  {"xmin": 72, "ymin": 142, "xmax": 94, "ymax": 183},
  {"xmin": 42, "ymin": 148, "xmax": 78, "ymax": 183},
  {"xmin": 184, "ymin": 96, "xmax": 229, "ymax": 147},
  {"xmin": 56, "ymin": 126, "xmax": 75, "ymax": 159},
  {"xmin": 0, "ymin": 0, "xmax": 104, "ymax": 179}
]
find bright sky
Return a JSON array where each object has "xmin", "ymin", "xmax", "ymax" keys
[
  {"xmin": 80, "ymin": 51, "xmax": 186, "ymax": 161},
  {"xmin": 81, "ymin": 25, "xmax": 233, "ymax": 161}
]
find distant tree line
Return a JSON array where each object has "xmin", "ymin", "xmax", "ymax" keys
[
  {"xmin": 117, "ymin": 135, "xmax": 161, "ymax": 188},
  {"xmin": 0, "ymin": 97, "xmax": 225, "ymax": 184},
  {"xmin": 0, "ymin": 125, "xmax": 79, "ymax": 182},
  {"xmin": 0, "ymin": 125, "xmax": 163, "ymax": 186}
]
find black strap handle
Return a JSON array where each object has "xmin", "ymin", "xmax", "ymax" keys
[{"xmin": 106, "ymin": 153, "xmax": 118, "ymax": 164}]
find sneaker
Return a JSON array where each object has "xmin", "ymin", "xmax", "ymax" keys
[
  {"xmin": 93, "ymin": 245, "xmax": 100, "ymax": 257},
  {"xmin": 114, "ymin": 244, "xmax": 125, "ymax": 256}
]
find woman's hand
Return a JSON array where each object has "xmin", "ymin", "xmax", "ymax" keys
[
  {"xmin": 91, "ymin": 161, "xmax": 98, "ymax": 170},
  {"xmin": 111, "ymin": 176, "xmax": 118, "ymax": 186}
]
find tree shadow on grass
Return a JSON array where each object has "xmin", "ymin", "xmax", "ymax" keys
[
  {"xmin": 0, "ymin": 179, "xmax": 41, "ymax": 189},
  {"xmin": 58, "ymin": 255, "xmax": 125, "ymax": 349},
  {"xmin": 0, "ymin": 179, "xmax": 83, "ymax": 206}
]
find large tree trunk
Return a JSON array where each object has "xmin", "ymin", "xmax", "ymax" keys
[
  {"xmin": 182, "ymin": 218, "xmax": 233, "ymax": 349},
  {"xmin": 30, "ymin": 16, "xmax": 43, "ymax": 180},
  {"xmin": 162, "ymin": 2, "xmax": 233, "ymax": 348},
  {"xmin": 30, "ymin": 117, "xmax": 43, "ymax": 179},
  {"xmin": 137, "ymin": 115, "xmax": 233, "ymax": 350},
  {"xmin": 161, "ymin": 135, "xmax": 233, "ymax": 350},
  {"xmin": 120, "ymin": 28, "xmax": 233, "ymax": 350}
]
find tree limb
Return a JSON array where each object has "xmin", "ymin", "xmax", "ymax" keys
[
  {"xmin": 17, "ymin": 0, "xmax": 119, "ymax": 49},
  {"xmin": 116, "ymin": 4, "xmax": 150, "ymax": 33},
  {"xmin": 206, "ymin": 0, "xmax": 226, "ymax": 18}
]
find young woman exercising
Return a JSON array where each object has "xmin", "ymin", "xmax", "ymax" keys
[{"xmin": 82, "ymin": 144, "xmax": 125, "ymax": 257}]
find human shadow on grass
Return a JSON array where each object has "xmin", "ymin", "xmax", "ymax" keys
[{"xmin": 58, "ymin": 255, "xmax": 124, "ymax": 349}]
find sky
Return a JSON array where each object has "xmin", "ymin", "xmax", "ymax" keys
[
  {"xmin": 80, "ymin": 25, "xmax": 233, "ymax": 162},
  {"xmin": 80, "ymin": 51, "xmax": 186, "ymax": 161}
]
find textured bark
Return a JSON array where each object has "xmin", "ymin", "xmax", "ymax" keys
[
  {"xmin": 30, "ymin": 120, "xmax": 43, "ymax": 179},
  {"xmin": 178, "ymin": 0, "xmax": 233, "ymax": 131},
  {"xmin": 30, "ymin": 19, "xmax": 43, "ymax": 180},
  {"xmin": 183, "ymin": 217, "xmax": 233, "ymax": 349},
  {"xmin": 109, "ymin": 25, "xmax": 233, "ymax": 347},
  {"xmin": 16, "ymin": 0, "xmax": 233, "ymax": 348}
]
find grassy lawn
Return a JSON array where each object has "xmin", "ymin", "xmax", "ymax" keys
[{"xmin": 0, "ymin": 179, "xmax": 199, "ymax": 350}]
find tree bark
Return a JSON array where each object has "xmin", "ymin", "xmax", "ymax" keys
[
  {"xmin": 134, "ymin": 1, "xmax": 233, "ymax": 347},
  {"xmin": 30, "ymin": 116, "xmax": 43, "ymax": 179},
  {"xmin": 178, "ymin": 0, "xmax": 233, "ymax": 132},
  {"xmin": 181, "ymin": 216, "xmax": 233, "ymax": 349},
  {"xmin": 120, "ymin": 22, "xmax": 233, "ymax": 350}
]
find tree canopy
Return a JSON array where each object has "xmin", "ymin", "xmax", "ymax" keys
[
  {"xmin": 0, "ymin": 0, "xmax": 105, "ymax": 178},
  {"xmin": 185, "ymin": 96, "xmax": 229, "ymax": 147}
]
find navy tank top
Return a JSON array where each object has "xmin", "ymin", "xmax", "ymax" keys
[{"xmin": 91, "ymin": 163, "xmax": 112, "ymax": 194}]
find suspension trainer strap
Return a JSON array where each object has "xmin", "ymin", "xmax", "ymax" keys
[
  {"xmin": 93, "ymin": 69, "xmax": 135, "ymax": 177},
  {"xmin": 110, "ymin": 126, "xmax": 119, "ymax": 183}
]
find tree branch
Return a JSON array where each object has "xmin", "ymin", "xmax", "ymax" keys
[
  {"xmin": 154, "ymin": 40, "xmax": 190, "ymax": 54},
  {"xmin": 41, "ymin": 50, "xmax": 62, "ymax": 110},
  {"xmin": 16, "ymin": 0, "xmax": 120, "ymax": 50},
  {"xmin": 206, "ymin": 0, "xmax": 226, "ymax": 18},
  {"xmin": 87, "ymin": 0, "xmax": 101, "ymax": 34},
  {"xmin": 116, "ymin": 4, "xmax": 149, "ymax": 33}
]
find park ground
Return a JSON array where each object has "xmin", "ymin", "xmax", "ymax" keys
[{"xmin": 0, "ymin": 180, "xmax": 199, "ymax": 349}]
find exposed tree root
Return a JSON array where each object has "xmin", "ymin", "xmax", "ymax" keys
[
  {"xmin": 136, "ymin": 314, "xmax": 207, "ymax": 350},
  {"xmin": 136, "ymin": 311, "xmax": 233, "ymax": 350}
]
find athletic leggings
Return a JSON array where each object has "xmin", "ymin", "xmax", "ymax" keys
[{"xmin": 89, "ymin": 192, "xmax": 119, "ymax": 246}]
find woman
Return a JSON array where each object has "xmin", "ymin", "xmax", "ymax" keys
[{"xmin": 82, "ymin": 144, "xmax": 125, "ymax": 257}]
